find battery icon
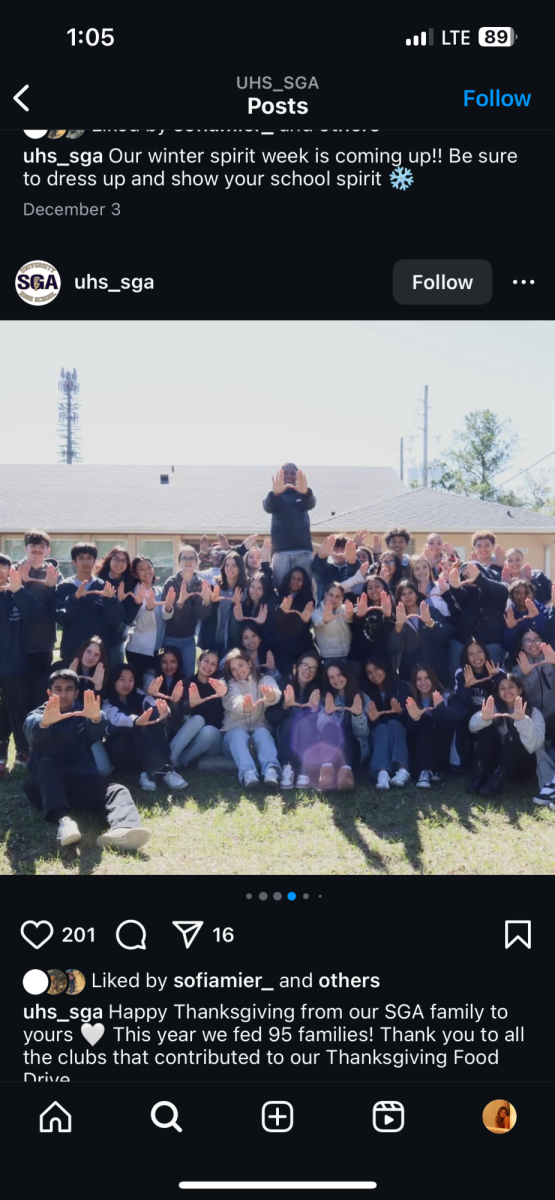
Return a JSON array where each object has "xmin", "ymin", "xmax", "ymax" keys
[{"xmin": 478, "ymin": 27, "xmax": 516, "ymax": 46}]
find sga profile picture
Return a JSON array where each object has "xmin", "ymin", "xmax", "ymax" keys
[{"xmin": 15, "ymin": 261, "xmax": 61, "ymax": 306}]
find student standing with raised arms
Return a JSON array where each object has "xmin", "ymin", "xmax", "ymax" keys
[{"xmin": 262, "ymin": 464, "xmax": 316, "ymax": 587}]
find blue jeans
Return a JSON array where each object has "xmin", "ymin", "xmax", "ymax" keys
[
  {"xmin": 368, "ymin": 719, "xmax": 409, "ymax": 777},
  {"xmin": 163, "ymin": 635, "xmax": 197, "ymax": 678},
  {"xmin": 170, "ymin": 714, "xmax": 222, "ymax": 766},
  {"xmin": 222, "ymin": 726, "xmax": 280, "ymax": 781},
  {"xmin": 271, "ymin": 550, "xmax": 313, "ymax": 588},
  {"xmin": 449, "ymin": 639, "xmax": 506, "ymax": 686},
  {"xmin": 91, "ymin": 741, "xmax": 113, "ymax": 778}
]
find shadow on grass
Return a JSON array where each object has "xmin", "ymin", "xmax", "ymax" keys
[
  {"xmin": 0, "ymin": 764, "xmax": 547, "ymax": 876},
  {"xmin": 279, "ymin": 772, "xmax": 543, "ymax": 875}
]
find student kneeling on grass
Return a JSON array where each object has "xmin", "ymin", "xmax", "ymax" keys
[
  {"xmin": 221, "ymin": 649, "xmax": 282, "ymax": 788},
  {"xmin": 405, "ymin": 664, "xmax": 467, "ymax": 789},
  {"xmin": 101, "ymin": 664, "xmax": 187, "ymax": 794},
  {"xmin": 364, "ymin": 656, "xmax": 411, "ymax": 791},
  {"xmin": 468, "ymin": 673, "xmax": 548, "ymax": 802},
  {"xmin": 23, "ymin": 671, "xmax": 150, "ymax": 851}
]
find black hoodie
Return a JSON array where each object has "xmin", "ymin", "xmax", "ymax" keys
[{"xmin": 15, "ymin": 557, "xmax": 63, "ymax": 653}]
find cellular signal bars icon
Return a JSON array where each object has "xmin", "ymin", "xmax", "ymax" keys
[{"xmin": 406, "ymin": 29, "xmax": 434, "ymax": 46}]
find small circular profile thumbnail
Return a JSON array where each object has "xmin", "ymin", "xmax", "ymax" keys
[
  {"xmin": 65, "ymin": 969, "xmax": 86, "ymax": 995},
  {"xmin": 483, "ymin": 1099, "xmax": 517, "ymax": 1133},
  {"xmin": 47, "ymin": 968, "xmax": 67, "ymax": 995}
]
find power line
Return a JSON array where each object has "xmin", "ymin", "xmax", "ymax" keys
[{"xmin": 497, "ymin": 448, "xmax": 555, "ymax": 488}]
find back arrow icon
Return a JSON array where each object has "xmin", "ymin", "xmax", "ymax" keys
[{"xmin": 14, "ymin": 85, "xmax": 30, "ymax": 112}]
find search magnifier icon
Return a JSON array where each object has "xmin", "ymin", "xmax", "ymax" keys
[{"xmin": 151, "ymin": 1101, "xmax": 182, "ymax": 1133}]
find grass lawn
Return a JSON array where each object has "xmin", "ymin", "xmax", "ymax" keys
[{"xmin": 0, "ymin": 759, "xmax": 553, "ymax": 876}]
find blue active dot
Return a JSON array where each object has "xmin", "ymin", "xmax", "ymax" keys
[{"xmin": 287, "ymin": 891, "xmax": 296, "ymax": 901}]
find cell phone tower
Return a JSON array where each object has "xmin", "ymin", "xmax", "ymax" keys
[{"xmin": 58, "ymin": 368, "xmax": 81, "ymax": 463}]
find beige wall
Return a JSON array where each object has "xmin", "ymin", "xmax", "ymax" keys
[
  {"xmin": 404, "ymin": 531, "xmax": 555, "ymax": 573},
  {"xmin": 3, "ymin": 529, "xmax": 555, "ymax": 574}
]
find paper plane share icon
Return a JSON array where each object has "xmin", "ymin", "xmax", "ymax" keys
[{"xmin": 172, "ymin": 920, "xmax": 204, "ymax": 949}]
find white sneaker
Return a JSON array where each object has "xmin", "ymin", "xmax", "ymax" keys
[
  {"xmin": 97, "ymin": 827, "xmax": 151, "ymax": 850},
  {"xmin": 376, "ymin": 770, "xmax": 390, "ymax": 790},
  {"xmin": 296, "ymin": 774, "xmax": 311, "ymax": 789},
  {"xmin": 533, "ymin": 787, "xmax": 555, "ymax": 806},
  {"xmin": 139, "ymin": 772, "xmax": 157, "ymax": 791},
  {"xmin": 243, "ymin": 769, "xmax": 259, "ymax": 788},
  {"xmin": 390, "ymin": 767, "xmax": 411, "ymax": 787},
  {"xmin": 264, "ymin": 767, "xmax": 280, "ymax": 788},
  {"xmin": 417, "ymin": 770, "xmax": 432, "ymax": 788},
  {"xmin": 280, "ymin": 764, "xmax": 295, "ymax": 789},
  {"xmin": 163, "ymin": 770, "xmax": 188, "ymax": 791},
  {"xmin": 57, "ymin": 816, "xmax": 82, "ymax": 847}
]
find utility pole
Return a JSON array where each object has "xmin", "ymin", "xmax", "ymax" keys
[
  {"xmin": 399, "ymin": 437, "xmax": 404, "ymax": 482},
  {"xmin": 58, "ymin": 369, "xmax": 81, "ymax": 463},
  {"xmin": 422, "ymin": 384, "xmax": 429, "ymax": 488}
]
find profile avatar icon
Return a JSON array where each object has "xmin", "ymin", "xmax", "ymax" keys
[
  {"xmin": 67, "ymin": 129, "xmax": 85, "ymax": 140},
  {"xmin": 47, "ymin": 129, "xmax": 67, "ymax": 140},
  {"xmin": 47, "ymin": 968, "xmax": 67, "ymax": 996},
  {"xmin": 482, "ymin": 1099, "xmax": 517, "ymax": 1133}
]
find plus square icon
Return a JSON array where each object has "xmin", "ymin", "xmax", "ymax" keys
[{"xmin": 262, "ymin": 1101, "xmax": 294, "ymax": 1133}]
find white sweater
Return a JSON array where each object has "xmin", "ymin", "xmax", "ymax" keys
[
  {"xmin": 469, "ymin": 706, "xmax": 545, "ymax": 753},
  {"xmin": 221, "ymin": 673, "xmax": 281, "ymax": 733},
  {"xmin": 312, "ymin": 603, "xmax": 352, "ymax": 659},
  {"xmin": 126, "ymin": 585, "xmax": 163, "ymax": 655}
]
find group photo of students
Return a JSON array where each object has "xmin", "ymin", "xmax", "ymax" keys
[{"xmin": 2, "ymin": 461, "xmax": 555, "ymax": 854}]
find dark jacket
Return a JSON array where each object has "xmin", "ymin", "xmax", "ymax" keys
[
  {"xmin": 350, "ymin": 606, "xmax": 396, "ymax": 664},
  {"xmin": 262, "ymin": 488, "xmax": 316, "ymax": 552},
  {"xmin": 544, "ymin": 605, "xmax": 555, "ymax": 650},
  {"xmin": 366, "ymin": 678, "xmax": 412, "ymax": 726},
  {"xmin": 0, "ymin": 588, "xmax": 41, "ymax": 677},
  {"xmin": 273, "ymin": 599, "xmax": 315, "ymax": 674},
  {"xmin": 312, "ymin": 554, "xmax": 364, "ymax": 602},
  {"xmin": 181, "ymin": 674, "xmax": 225, "ymax": 729},
  {"xmin": 527, "ymin": 570, "xmax": 552, "ymax": 604},
  {"xmin": 15, "ymin": 557, "xmax": 63, "ymax": 653},
  {"xmin": 24, "ymin": 703, "xmax": 106, "ymax": 775},
  {"xmin": 55, "ymin": 578, "xmax": 130, "ymax": 663},
  {"xmin": 388, "ymin": 607, "xmax": 453, "ymax": 684},
  {"xmin": 408, "ymin": 692, "xmax": 468, "ymax": 732},
  {"xmin": 444, "ymin": 569, "xmax": 508, "ymax": 645},
  {"xmin": 502, "ymin": 600, "xmax": 548, "ymax": 651},
  {"xmin": 454, "ymin": 666, "xmax": 506, "ymax": 712},
  {"xmin": 161, "ymin": 572, "xmax": 211, "ymax": 639}
]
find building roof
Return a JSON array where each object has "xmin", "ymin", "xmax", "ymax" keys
[
  {"xmin": 1, "ymin": 465, "xmax": 553, "ymax": 537},
  {"xmin": 0, "ymin": 464, "xmax": 406, "ymax": 534},
  {"xmin": 313, "ymin": 486, "xmax": 555, "ymax": 534}
]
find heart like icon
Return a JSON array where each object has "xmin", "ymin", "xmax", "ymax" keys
[
  {"xmin": 20, "ymin": 920, "xmax": 54, "ymax": 950},
  {"xmin": 81, "ymin": 1023, "xmax": 105, "ymax": 1046}
]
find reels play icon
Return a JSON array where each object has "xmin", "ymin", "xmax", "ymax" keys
[
  {"xmin": 372, "ymin": 1100, "xmax": 405, "ymax": 1132},
  {"xmin": 16, "ymin": 260, "xmax": 61, "ymax": 306}
]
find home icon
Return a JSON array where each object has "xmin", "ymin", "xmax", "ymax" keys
[{"xmin": 39, "ymin": 1101, "xmax": 72, "ymax": 1133}]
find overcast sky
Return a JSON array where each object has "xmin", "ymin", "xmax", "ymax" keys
[{"xmin": 1, "ymin": 320, "xmax": 553, "ymax": 495}]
